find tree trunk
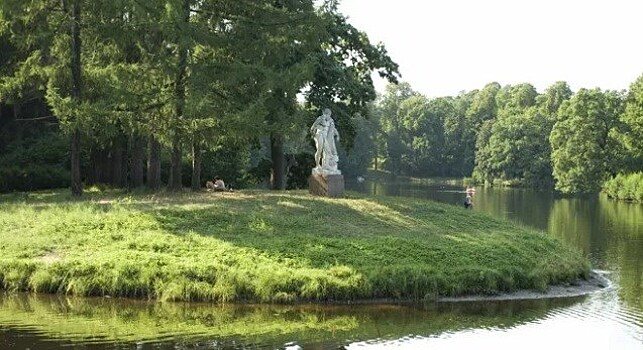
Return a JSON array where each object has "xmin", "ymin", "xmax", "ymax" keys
[
  {"xmin": 167, "ymin": 0, "xmax": 189, "ymax": 192},
  {"xmin": 69, "ymin": 0, "xmax": 82, "ymax": 197},
  {"xmin": 131, "ymin": 136, "xmax": 145, "ymax": 188},
  {"xmin": 191, "ymin": 142, "xmax": 202, "ymax": 191},
  {"xmin": 270, "ymin": 132, "xmax": 285, "ymax": 190},
  {"xmin": 111, "ymin": 139, "xmax": 124, "ymax": 187},
  {"xmin": 121, "ymin": 141, "xmax": 128, "ymax": 187},
  {"xmin": 99, "ymin": 148, "xmax": 110, "ymax": 184},
  {"xmin": 71, "ymin": 129, "xmax": 82, "ymax": 195},
  {"xmin": 88, "ymin": 147, "xmax": 107, "ymax": 185},
  {"xmin": 147, "ymin": 136, "xmax": 161, "ymax": 191},
  {"xmin": 373, "ymin": 151, "xmax": 378, "ymax": 171},
  {"xmin": 11, "ymin": 104, "xmax": 22, "ymax": 144},
  {"xmin": 87, "ymin": 148, "xmax": 98, "ymax": 185},
  {"xmin": 168, "ymin": 139, "xmax": 182, "ymax": 191}
]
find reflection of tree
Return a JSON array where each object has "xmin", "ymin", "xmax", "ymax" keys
[
  {"xmin": 475, "ymin": 187, "xmax": 553, "ymax": 231},
  {"xmin": 598, "ymin": 195, "xmax": 643, "ymax": 311},
  {"xmin": 548, "ymin": 197, "xmax": 605, "ymax": 259},
  {"xmin": 0, "ymin": 294, "xmax": 581, "ymax": 348}
]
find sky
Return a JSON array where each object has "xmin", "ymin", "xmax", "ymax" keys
[{"xmin": 338, "ymin": 0, "xmax": 643, "ymax": 98}]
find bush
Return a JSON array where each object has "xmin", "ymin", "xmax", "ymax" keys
[
  {"xmin": 603, "ymin": 172, "xmax": 643, "ymax": 202},
  {"xmin": 0, "ymin": 165, "xmax": 70, "ymax": 192},
  {"xmin": 0, "ymin": 132, "xmax": 71, "ymax": 192}
]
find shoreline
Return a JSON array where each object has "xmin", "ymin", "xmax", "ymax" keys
[
  {"xmin": 216, "ymin": 271, "xmax": 611, "ymax": 306},
  {"xmin": 437, "ymin": 270, "xmax": 610, "ymax": 303},
  {"xmin": 300, "ymin": 271, "xmax": 610, "ymax": 306}
]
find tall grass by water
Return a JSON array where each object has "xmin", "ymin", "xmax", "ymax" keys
[{"xmin": 0, "ymin": 189, "xmax": 590, "ymax": 302}]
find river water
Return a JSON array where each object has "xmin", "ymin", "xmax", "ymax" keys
[{"xmin": 1, "ymin": 180, "xmax": 641, "ymax": 349}]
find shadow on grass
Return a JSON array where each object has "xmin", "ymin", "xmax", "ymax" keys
[
  {"xmin": 141, "ymin": 191, "xmax": 530, "ymax": 273},
  {"xmin": 148, "ymin": 193, "xmax": 427, "ymax": 268}
]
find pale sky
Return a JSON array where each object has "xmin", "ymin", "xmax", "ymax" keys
[{"xmin": 339, "ymin": 0, "xmax": 643, "ymax": 97}]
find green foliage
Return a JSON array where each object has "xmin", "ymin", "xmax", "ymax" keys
[
  {"xmin": 1, "ymin": 0, "xmax": 639, "ymax": 197},
  {"xmin": 536, "ymin": 81, "xmax": 573, "ymax": 115},
  {"xmin": 455, "ymin": 82, "xmax": 500, "ymax": 176},
  {"xmin": 286, "ymin": 152, "xmax": 315, "ymax": 189},
  {"xmin": 305, "ymin": 4, "xmax": 400, "ymax": 144},
  {"xmin": 0, "ymin": 0, "xmax": 400, "ymax": 193},
  {"xmin": 0, "ymin": 190, "xmax": 589, "ymax": 302},
  {"xmin": 550, "ymin": 89, "xmax": 624, "ymax": 194},
  {"xmin": 189, "ymin": 145, "xmax": 254, "ymax": 188},
  {"xmin": 603, "ymin": 172, "xmax": 643, "ymax": 202},
  {"xmin": 495, "ymin": 83, "xmax": 538, "ymax": 112},
  {"xmin": 378, "ymin": 82, "xmax": 418, "ymax": 175},
  {"xmin": 443, "ymin": 91, "xmax": 476, "ymax": 176},
  {"xmin": 473, "ymin": 84, "xmax": 553, "ymax": 187},
  {"xmin": 0, "ymin": 165, "xmax": 69, "ymax": 193},
  {"xmin": 619, "ymin": 74, "xmax": 643, "ymax": 170},
  {"xmin": 0, "ymin": 132, "xmax": 71, "ymax": 192},
  {"xmin": 338, "ymin": 114, "xmax": 376, "ymax": 177}
]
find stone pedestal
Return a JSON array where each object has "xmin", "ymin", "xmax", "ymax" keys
[{"xmin": 309, "ymin": 173, "xmax": 344, "ymax": 198}]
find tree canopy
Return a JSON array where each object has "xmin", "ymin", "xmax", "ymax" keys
[{"xmin": 0, "ymin": 0, "xmax": 399, "ymax": 194}]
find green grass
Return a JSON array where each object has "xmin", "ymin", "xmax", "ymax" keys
[{"xmin": 0, "ymin": 189, "xmax": 590, "ymax": 302}]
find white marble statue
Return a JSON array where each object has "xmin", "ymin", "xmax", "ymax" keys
[{"xmin": 310, "ymin": 108, "xmax": 341, "ymax": 175}]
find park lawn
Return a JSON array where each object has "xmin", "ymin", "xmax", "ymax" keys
[{"xmin": 0, "ymin": 189, "xmax": 590, "ymax": 302}]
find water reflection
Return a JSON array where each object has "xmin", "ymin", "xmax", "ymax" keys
[{"xmin": 0, "ymin": 293, "xmax": 584, "ymax": 349}]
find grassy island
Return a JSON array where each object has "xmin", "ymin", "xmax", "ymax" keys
[{"xmin": 0, "ymin": 189, "xmax": 590, "ymax": 303}]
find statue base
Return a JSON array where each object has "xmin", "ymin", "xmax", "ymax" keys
[{"xmin": 309, "ymin": 173, "xmax": 344, "ymax": 198}]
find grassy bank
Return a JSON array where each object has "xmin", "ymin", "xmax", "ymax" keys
[{"xmin": 0, "ymin": 189, "xmax": 590, "ymax": 302}]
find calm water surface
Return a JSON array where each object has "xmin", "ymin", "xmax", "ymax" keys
[{"xmin": 1, "ymin": 180, "xmax": 641, "ymax": 349}]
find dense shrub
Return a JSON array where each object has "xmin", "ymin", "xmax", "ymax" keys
[
  {"xmin": 0, "ymin": 165, "xmax": 70, "ymax": 192},
  {"xmin": 603, "ymin": 172, "xmax": 643, "ymax": 202},
  {"xmin": 0, "ymin": 133, "xmax": 71, "ymax": 192}
]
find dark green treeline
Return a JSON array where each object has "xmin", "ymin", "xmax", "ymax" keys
[
  {"xmin": 373, "ymin": 77, "xmax": 643, "ymax": 197},
  {"xmin": 1, "ymin": 1, "xmax": 641, "ymax": 198},
  {"xmin": 0, "ymin": 0, "xmax": 399, "ymax": 194}
]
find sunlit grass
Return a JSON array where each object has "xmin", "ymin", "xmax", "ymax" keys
[{"xmin": 0, "ymin": 189, "xmax": 590, "ymax": 302}]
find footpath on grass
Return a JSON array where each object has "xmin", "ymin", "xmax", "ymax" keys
[{"xmin": 0, "ymin": 189, "xmax": 594, "ymax": 303}]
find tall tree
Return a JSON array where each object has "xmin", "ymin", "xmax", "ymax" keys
[
  {"xmin": 394, "ymin": 95, "xmax": 449, "ymax": 176},
  {"xmin": 68, "ymin": 0, "xmax": 83, "ymax": 196},
  {"xmin": 206, "ymin": 0, "xmax": 323, "ymax": 190},
  {"xmin": 0, "ymin": 0, "xmax": 100, "ymax": 196},
  {"xmin": 1, "ymin": 0, "xmax": 164, "ymax": 193},
  {"xmin": 620, "ymin": 74, "xmax": 643, "ymax": 171},
  {"xmin": 537, "ymin": 81, "xmax": 573, "ymax": 116},
  {"xmin": 550, "ymin": 88, "xmax": 624, "ymax": 194},
  {"xmin": 442, "ymin": 91, "xmax": 475, "ymax": 176},
  {"xmin": 378, "ymin": 82, "xmax": 416, "ymax": 175},
  {"xmin": 305, "ymin": 1, "xmax": 399, "ymax": 174},
  {"xmin": 463, "ymin": 82, "xmax": 501, "ymax": 174},
  {"xmin": 167, "ymin": 0, "xmax": 192, "ymax": 191},
  {"xmin": 473, "ymin": 84, "xmax": 540, "ymax": 185}
]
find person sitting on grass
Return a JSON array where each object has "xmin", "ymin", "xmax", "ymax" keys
[
  {"xmin": 205, "ymin": 178, "xmax": 226, "ymax": 192},
  {"xmin": 213, "ymin": 176, "xmax": 226, "ymax": 191}
]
